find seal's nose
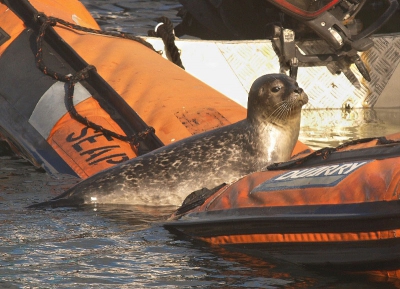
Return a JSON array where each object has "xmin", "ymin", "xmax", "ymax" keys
[
  {"xmin": 294, "ymin": 87, "xmax": 303, "ymax": 94},
  {"xmin": 302, "ymin": 93, "xmax": 309, "ymax": 105},
  {"xmin": 299, "ymin": 91, "xmax": 308, "ymax": 105},
  {"xmin": 294, "ymin": 87, "xmax": 308, "ymax": 105}
]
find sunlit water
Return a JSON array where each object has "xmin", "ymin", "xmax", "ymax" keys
[
  {"xmin": 300, "ymin": 108, "xmax": 400, "ymax": 149},
  {"xmin": 1, "ymin": 1, "xmax": 400, "ymax": 288}
]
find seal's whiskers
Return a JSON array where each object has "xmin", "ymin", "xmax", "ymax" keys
[
  {"xmin": 268, "ymin": 102, "xmax": 290, "ymax": 122},
  {"xmin": 268, "ymin": 98, "xmax": 301, "ymax": 123}
]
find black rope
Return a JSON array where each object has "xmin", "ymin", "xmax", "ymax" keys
[
  {"xmin": 35, "ymin": 17, "xmax": 70, "ymax": 81},
  {"xmin": 35, "ymin": 13, "xmax": 156, "ymax": 147},
  {"xmin": 148, "ymin": 16, "xmax": 185, "ymax": 69}
]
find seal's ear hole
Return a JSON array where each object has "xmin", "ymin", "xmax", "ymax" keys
[{"xmin": 271, "ymin": 86, "xmax": 281, "ymax": 93}]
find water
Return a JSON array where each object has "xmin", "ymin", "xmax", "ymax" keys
[
  {"xmin": 299, "ymin": 108, "xmax": 400, "ymax": 149},
  {"xmin": 80, "ymin": 0, "xmax": 182, "ymax": 35},
  {"xmin": 1, "ymin": 1, "xmax": 400, "ymax": 288}
]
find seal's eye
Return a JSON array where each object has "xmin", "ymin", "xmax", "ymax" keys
[{"xmin": 271, "ymin": 86, "xmax": 281, "ymax": 93}]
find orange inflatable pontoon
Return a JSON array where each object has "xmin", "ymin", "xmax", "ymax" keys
[{"xmin": 165, "ymin": 133, "xmax": 400, "ymax": 278}]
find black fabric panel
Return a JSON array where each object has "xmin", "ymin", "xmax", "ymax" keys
[
  {"xmin": 226, "ymin": 238, "xmax": 400, "ymax": 268},
  {"xmin": 0, "ymin": 92, "xmax": 78, "ymax": 176},
  {"xmin": 0, "ymin": 28, "xmax": 74, "ymax": 118},
  {"xmin": 0, "ymin": 28, "xmax": 77, "ymax": 176},
  {"xmin": 165, "ymin": 200, "xmax": 400, "ymax": 236},
  {"xmin": 0, "ymin": 27, "xmax": 10, "ymax": 46}
]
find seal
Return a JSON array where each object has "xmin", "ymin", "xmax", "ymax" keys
[{"xmin": 29, "ymin": 73, "xmax": 308, "ymax": 208}]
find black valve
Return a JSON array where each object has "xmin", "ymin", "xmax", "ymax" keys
[{"xmin": 351, "ymin": 55, "xmax": 371, "ymax": 81}]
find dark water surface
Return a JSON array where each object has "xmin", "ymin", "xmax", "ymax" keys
[{"xmin": 1, "ymin": 1, "xmax": 400, "ymax": 288}]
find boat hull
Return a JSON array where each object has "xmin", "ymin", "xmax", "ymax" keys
[
  {"xmin": 165, "ymin": 133, "xmax": 400, "ymax": 276},
  {"xmin": 166, "ymin": 201, "xmax": 400, "ymax": 267}
]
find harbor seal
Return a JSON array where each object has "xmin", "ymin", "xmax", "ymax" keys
[{"xmin": 30, "ymin": 73, "xmax": 308, "ymax": 208}]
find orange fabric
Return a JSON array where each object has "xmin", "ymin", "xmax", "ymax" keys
[
  {"xmin": 0, "ymin": 0, "xmax": 100, "ymax": 56},
  {"xmin": 47, "ymin": 97, "xmax": 137, "ymax": 178},
  {"xmin": 364, "ymin": 269, "xmax": 400, "ymax": 280},
  {"xmin": 382, "ymin": 132, "xmax": 400, "ymax": 142},
  {"xmin": 201, "ymin": 229, "xmax": 400, "ymax": 245},
  {"xmin": 28, "ymin": 0, "xmax": 100, "ymax": 29},
  {"xmin": 291, "ymin": 141, "xmax": 312, "ymax": 156},
  {"xmin": 0, "ymin": 3, "xmax": 25, "ymax": 56}
]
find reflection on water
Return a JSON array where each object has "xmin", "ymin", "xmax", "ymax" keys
[
  {"xmin": 80, "ymin": 0, "xmax": 182, "ymax": 35},
  {"xmin": 0, "ymin": 168, "xmax": 319, "ymax": 288},
  {"xmin": 300, "ymin": 108, "xmax": 400, "ymax": 149}
]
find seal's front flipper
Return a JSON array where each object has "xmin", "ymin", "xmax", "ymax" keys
[
  {"xmin": 27, "ymin": 197, "xmax": 84, "ymax": 209},
  {"xmin": 176, "ymin": 183, "xmax": 227, "ymax": 215}
]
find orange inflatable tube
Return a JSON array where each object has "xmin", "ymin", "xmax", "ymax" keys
[{"xmin": 165, "ymin": 133, "xmax": 400, "ymax": 278}]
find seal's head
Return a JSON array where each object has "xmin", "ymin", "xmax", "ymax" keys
[{"xmin": 247, "ymin": 74, "xmax": 308, "ymax": 126}]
